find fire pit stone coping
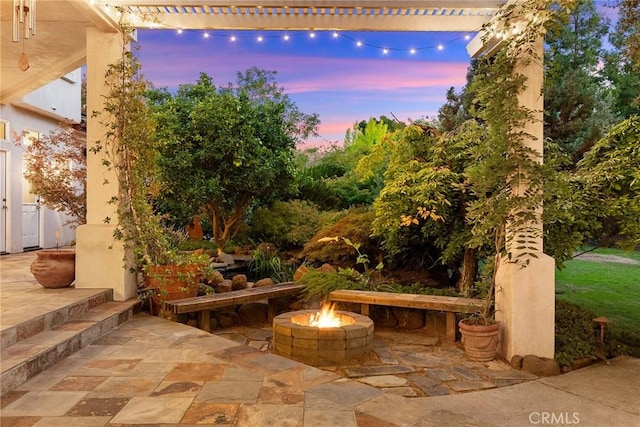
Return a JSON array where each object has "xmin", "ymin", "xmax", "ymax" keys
[{"xmin": 272, "ymin": 309, "xmax": 374, "ymax": 366}]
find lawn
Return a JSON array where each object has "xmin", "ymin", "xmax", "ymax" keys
[{"xmin": 555, "ymin": 247, "xmax": 640, "ymax": 347}]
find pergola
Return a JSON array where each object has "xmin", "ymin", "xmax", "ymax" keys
[{"xmin": 1, "ymin": 0, "xmax": 554, "ymax": 361}]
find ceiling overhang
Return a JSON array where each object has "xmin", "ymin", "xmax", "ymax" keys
[{"xmin": 1, "ymin": 0, "xmax": 507, "ymax": 105}]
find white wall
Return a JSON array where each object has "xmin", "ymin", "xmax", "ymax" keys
[{"xmin": 0, "ymin": 69, "xmax": 82, "ymax": 253}]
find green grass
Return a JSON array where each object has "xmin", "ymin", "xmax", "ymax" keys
[{"xmin": 555, "ymin": 247, "xmax": 640, "ymax": 352}]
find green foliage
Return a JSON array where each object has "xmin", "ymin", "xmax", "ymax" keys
[
  {"xmin": 297, "ymin": 270, "xmax": 367, "ymax": 302},
  {"xmin": 91, "ymin": 28, "xmax": 173, "ymax": 269},
  {"xmin": 247, "ymin": 248, "xmax": 297, "ymax": 283},
  {"xmin": 249, "ymin": 200, "xmax": 329, "ymax": 249},
  {"xmin": 555, "ymin": 299, "xmax": 606, "ymax": 367},
  {"xmin": 301, "ymin": 209, "xmax": 378, "ymax": 267},
  {"xmin": 150, "ymin": 68, "xmax": 318, "ymax": 254},
  {"xmin": 576, "ymin": 116, "xmax": 640, "ymax": 250},
  {"xmin": 603, "ymin": 1, "xmax": 640, "ymax": 118},
  {"xmin": 544, "ymin": 0, "xmax": 615, "ymax": 161}
]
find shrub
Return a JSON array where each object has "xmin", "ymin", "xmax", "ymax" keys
[
  {"xmin": 555, "ymin": 300, "xmax": 607, "ymax": 367},
  {"xmin": 247, "ymin": 247, "xmax": 298, "ymax": 283},
  {"xmin": 297, "ymin": 270, "xmax": 367, "ymax": 302},
  {"xmin": 249, "ymin": 200, "xmax": 327, "ymax": 249},
  {"xmin": 300, "ymin": 209, "xmax": 379, "ymax": 268}
]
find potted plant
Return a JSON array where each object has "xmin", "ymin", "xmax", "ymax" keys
[{"xmin": 15, "ymin": 122, "xmax": 87, "ymax": 288}]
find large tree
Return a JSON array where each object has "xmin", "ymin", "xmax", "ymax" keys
[
  {"xmin": 544, "ymin": 0, "xmax": 615, "ymax": 162},
  {"xmin": 150, "ymin": 68, "xmax": 319, "ymax": 253},
  {"xmin": 603, "ymin": 0, "xmax": 640, "ymax": 118}
]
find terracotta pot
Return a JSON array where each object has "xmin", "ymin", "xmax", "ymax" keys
[
  {"xmin": 458, "ymin": 319, "xmax": 500, "ymax": 362},
  {"xmin": 30, "ymin": 249, "xmax": 76, "ymax": 288},
  {"xmin": 145, "ymin": 264, "xmax": 203, "ymax": 315}
]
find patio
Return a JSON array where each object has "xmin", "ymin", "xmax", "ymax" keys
[{"xmin": 1, "ymin": 251, "xmax": 639, "ymax": 426}]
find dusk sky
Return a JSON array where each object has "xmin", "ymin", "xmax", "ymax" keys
[{"xmin": 135, "ymin": 29, "xmax": 475, "ymax": 148}]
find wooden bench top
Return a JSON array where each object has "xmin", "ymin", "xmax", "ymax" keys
[
  {"xmin": 165, "ymin": 282, "xmax": 305, "ymax": 314},
  {"xmin": 329, "ymin": 289, "xmax": 484, "ymax": 313}
]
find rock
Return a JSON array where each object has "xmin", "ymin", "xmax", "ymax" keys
[
  {"xmin": 317, "ymin": 263, "xmax": 337, "ymax": 274},
  {"xmin": 215, "ymin": 280, "xmax": 233, "ymax": 293},
  {"xmin": 255, "ymin": 278, "xmax": 274, "ymax": 287},
  {"xmin": 203, "ymin": 268, "xmax": 224, "ymax": 286},
  {"xmin": 510, "ymin": 355, "xmax": 524, "ymax": 370},
  {"xmin": 293, "ymin": 265, "xmax": 310, "ymax": 281},
  {"xmin": 392, "ymin": 308, "xmax": 425, "ymax": 329},
  {"xmin": 217, "ymin": 314, "xmax": 235, "ymax": 329},
  {"xmin": 522, "ymin": 355, "xmax": 560, "ymax": 377},
  {"xmin": 239, "ymin": 302, "xmax": 268, "ymax": 325},
  {"xmin": 232, "ymin": 274, "xmax": 248, "ymax": 290},
  {"xmin": 218, "ymin": 252, "xmax": 235, "ymax": 265}
]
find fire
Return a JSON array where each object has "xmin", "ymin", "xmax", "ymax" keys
[{"xmin": 309, "ymin": 304, "xmax": 342, "ymax": 328}]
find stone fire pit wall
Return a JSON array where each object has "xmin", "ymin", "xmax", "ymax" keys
[{"xmin": 272, "ymin": 310, "xmax": 374, "ymax": 366}]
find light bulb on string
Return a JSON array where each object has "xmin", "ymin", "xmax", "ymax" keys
[
  {"xmin": 382, "ymin": 48, "xmax": 389, "ymax": 55},
  {"xmin": 283, "ymin": 34, "xmax": 290, "ymax": 41},
  {"xmin": 203, "ymin": 32, "xmax": 210, "ymax": 39},
  {"xmin": 176, "ymin": 29, "xmax": 183, "ymax": 35},
  {"xmin": 257, "ymin": 36, "xmax": 264, "ymax": 42},
  {"xmin": 309, "ymin": 32, "xmax": 316, "ymax": 39},
  {"xmin": 230, "ymin": 35, "xmax": 236, "ymax": 42},
  {"xmin": 437, "ymin": 44, "xmax": 444, "ymax": 51},
  {"xmin": 356, "ymin": 41, "xmax": 362, "ymax": 47},
  {"xmin": 410, "ymin": 48, "xmax": 416, "ymax": 55},
  {"xmin": 332, "ymin": 31, "xmax": 339, "ymax": 38}
]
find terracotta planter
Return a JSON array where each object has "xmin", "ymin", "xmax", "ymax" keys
[
  {"xmin": 458, "ymin": 319, "xmax": 500, "ymax": 362},
  {"xmin": 30, "ymin": 249, "xmax": 76, "ymax": 288},
  {"xmin": 145, "ymin": 264, "xmax": 203, "ymax": 315}
]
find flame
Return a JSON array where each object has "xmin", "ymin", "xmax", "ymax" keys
[{"xmin": 309, "ymin": 303, "xmax": 342, "ymax": 328}]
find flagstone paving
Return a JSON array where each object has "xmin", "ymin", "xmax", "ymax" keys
[{"xmin": 2, "ymin": 251, "xmax": 639, "ymax": 426}]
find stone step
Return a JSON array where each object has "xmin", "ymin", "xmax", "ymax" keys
[
  {"xmin": 0, "ymin": 289, "xmax": 114, "ymax": 349},
  {"xmin": 0, "ymin": 299, "xmax": 140, "ymax": 394}
]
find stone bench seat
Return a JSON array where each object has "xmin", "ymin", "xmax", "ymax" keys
[
  {"xmin": 329, "ymin": 289, "xmax": 484, "ymax": 343},
  {"xmin": 164, "ymin": 282, "xmax": 305, "ymax": 332}
]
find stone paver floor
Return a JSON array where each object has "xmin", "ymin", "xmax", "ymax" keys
[{"xmin": 215, "ymin": 324, "xmax": 537, "ymax": 399}]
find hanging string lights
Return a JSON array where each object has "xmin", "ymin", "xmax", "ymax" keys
[{"xmin": 169, "ymin": 28, "xmax": 477, "ymax": 57}]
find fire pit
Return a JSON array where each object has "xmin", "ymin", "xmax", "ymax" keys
[{"xmin": 272, "ymin": 305, "xmax": 374, "ymax": 366}]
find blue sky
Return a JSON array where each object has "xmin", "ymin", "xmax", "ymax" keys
[{"xmin": 135, "ymin": 29, "xmax": 475, "ymax": 147}]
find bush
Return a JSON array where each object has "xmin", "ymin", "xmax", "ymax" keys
[
  {"xmin": 297, "ymin": 270, "xmax": 367, "ymax": 302},
  {"xmin": 249, "ymin": 200, "xmax": 330, "ymax": 249},
  {"xmin": 247, "ymin": 248, "xmax": 298, "ymax": 283},
  {"xmin": 300, "ymin": 209, "xmax": 379, "ymax": 268},
  {"xmin": 555, "ymin": 300, "xmax": 607, "ymax": 367}
]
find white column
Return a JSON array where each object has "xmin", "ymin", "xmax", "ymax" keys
[
  {"xmin": 495, "ymin": 38, "xmax": 555, "ymax": 360},
  {"xmin": 74, "ymin": 28, "xmax": 136, "ymax": 301}
]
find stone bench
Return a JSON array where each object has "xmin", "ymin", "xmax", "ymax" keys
[
  {"xmin": 164, "ymin": 282, "xmax": 305, "ymax": 332},
  {"xmin": 329, "ymin": 289, "xmax": 484, "ymax": 343}
]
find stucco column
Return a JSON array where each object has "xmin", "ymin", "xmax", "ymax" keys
[
  {"xmin": 74, "ymin": 28, "xmax": 136, "ymax": 301},
  {"xmin": 495, "ymin": 38, "xmax": 555, "ymax": 360}
]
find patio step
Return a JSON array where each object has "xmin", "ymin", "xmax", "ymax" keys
[{"xmin": 0, "ymin": 297, "xmax": 140, "ymax": 394}]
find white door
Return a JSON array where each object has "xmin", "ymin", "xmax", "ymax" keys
[
  {"xmin": 0, "ymin": 151, "xmax": 7, "ymax": 253},
  {"xmin": 22, "ymin": 130, "xmax": 41, "ymax": 249}
]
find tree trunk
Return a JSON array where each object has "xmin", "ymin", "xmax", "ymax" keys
[{"xmin": 457, "ymin": 247, "xmax": 478, "ymax": 295}]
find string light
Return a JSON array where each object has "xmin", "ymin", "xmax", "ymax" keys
[{"xmin": 147, "ymin": 28, "xmax": 481, "ymax": 57}]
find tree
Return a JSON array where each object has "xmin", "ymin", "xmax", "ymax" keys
[
  {"xmin": 576, "ymin": 116, "xmax": 640, "ymax": 250},
  {"xmin": 370, "ymin": 122, "xmax": 482, "ymax": 294},
  {"xmin": 603, "ymin": 0, "xmax": 640, "ymax": 118},
  {"xmin": 16, "ymin": 123, "xmax": 86, "ymax": 227},
  {"xmin": 544, "ymin": 0, "xmax": 615, "ymax": 162},
  {"xmin": 150, "ymin": 68, "xmax": 319, "ymax": 253}
]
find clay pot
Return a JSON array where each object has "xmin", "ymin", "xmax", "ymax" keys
[
  {"xmin": 30, "ymin": 249, "xmax": 76, "ymax": 288},
  {"xmin": 459, "ymin": 319, "xmax": 500, "ymax": 362},
  {"xmin": 144, "ymin": 264, "xmax": 203, "ymax": 315}
]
